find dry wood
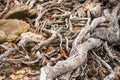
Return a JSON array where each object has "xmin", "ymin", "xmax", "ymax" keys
[
  {"xmin": 0, "ymin": 0, "xmax": 120, "ymax": 80},
  {"xmin": 40, "ymin": 38, "xmax": 102, "ymax": 80}
]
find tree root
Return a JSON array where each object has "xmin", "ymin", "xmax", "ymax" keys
[
  {"xmin": 0, "ymin": 45, "xmax": 18, "ymax": 63},
  {"xmin": 92, "ymin": 51, "xmax": 116, "ymax": 80},
  {"xmin": 40, "ymin": 38, "xmax": 102, "ymax": 80}
]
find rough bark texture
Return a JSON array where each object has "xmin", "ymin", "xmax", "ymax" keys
[
  {"xmin": 0, "ymin": 0, "xmax": 120, "ymax": 80},
  {"xmin": 40, "ymin": 38, "xmax": 102, "ymax": 80}
]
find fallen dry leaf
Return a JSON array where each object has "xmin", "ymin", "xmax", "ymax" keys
[
  {"xmin": 6, "ymin": 42, "xmax": 14, "ymax": 47},
  {"xmin": 10, "ymin": 64, "xmax": 17, "ymax": 74},
  {"xmin": 27, "ymin": 74, "xmax": 36, "ymax": 78},
  {"xmin": 83, "ymin": 2, "xmax": 93, "ymax": 11},
  {"xmin": 43, "ymin": 47, "xmax": 54, "ymax": 54},
  {"xmin": 10, "ymin": 68, "xmax": 29, "ymax": 80},
  {"xmin": 42, "ymin": 58, "xmax": 49, "ymax": 66},
  {"xmin": 73, "ymin": 26, "xmax": 81, "ymax": 32},
  {"xmin": 10, "ymin": 70, "xmax": 26, "ymax": 79},
  {"xmin": 46, "ymin": 15, "xmax": 54, "ymax": 20},
  {"xmin": 38, "ymin": 37, "xmax": 46, "ymax": 42},
  {"xmin": 60, "ymin": 48, "xmax": 68, "ymax": 58},
  {"xmin": 114, "ymin": 73, "xmax": 119, "ymax": 80}
]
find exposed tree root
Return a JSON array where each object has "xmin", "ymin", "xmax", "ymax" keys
[
  {"xmin": 40, "ymin": 38, "xmax": 102, "ymax": 80},
  {"xmin": 0, "ymin": 0, "xmax": 120, "ymax": 80}
]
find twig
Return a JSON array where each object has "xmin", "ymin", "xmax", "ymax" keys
[
  {"xmin": 65, "ymin": 37, "xmax": 69, "ymax": 52},
  {"xmin": 0, "ymin": 44, "xmax": 9, "ymax": 50},
  {"xmin": 0, "ymin": 0, "xmax": 10, "ymax": 17},
  {"xmin": 103, "ymin": 42, "xmax": 120, "ymax": 63},
  {"xmin": 32, "ymin": 28, "xmax": 63, "ymax": 51},
  {"xmin": 6, "ymin": 51, "xmax": 43, "ymax": 65},
  {"xmin": 28, "ymin": 0, "xmax": 37, "ymax": 9},
  {"xmin": 53, "ymin": 11, "xmax": 71, "ymax": 18},
  {"xmin": 92, "ymin": 51, "xmax": 115, "ymax": 80},
  {"xmin": 0, "ymin": 45, "xmax": 18, "ymax": 63},
  {"xmin": 39, "ymin": 1, "xmax": 55, "ymax": 7},
  {"xmin": 7, "ymin": 56, "xmax": 41, "ymax": 65},
  {"xmin": 70, "ymin": 18, "xmax": 89, "ymax": 21},
  {"xmin": 57, "ymin": 33, "xmax": 63, "ymax": 49}
]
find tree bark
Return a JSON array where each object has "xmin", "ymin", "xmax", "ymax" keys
[{"xmin": 40, "ymin": 38, "xmax": 102, "ymax": 80}]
